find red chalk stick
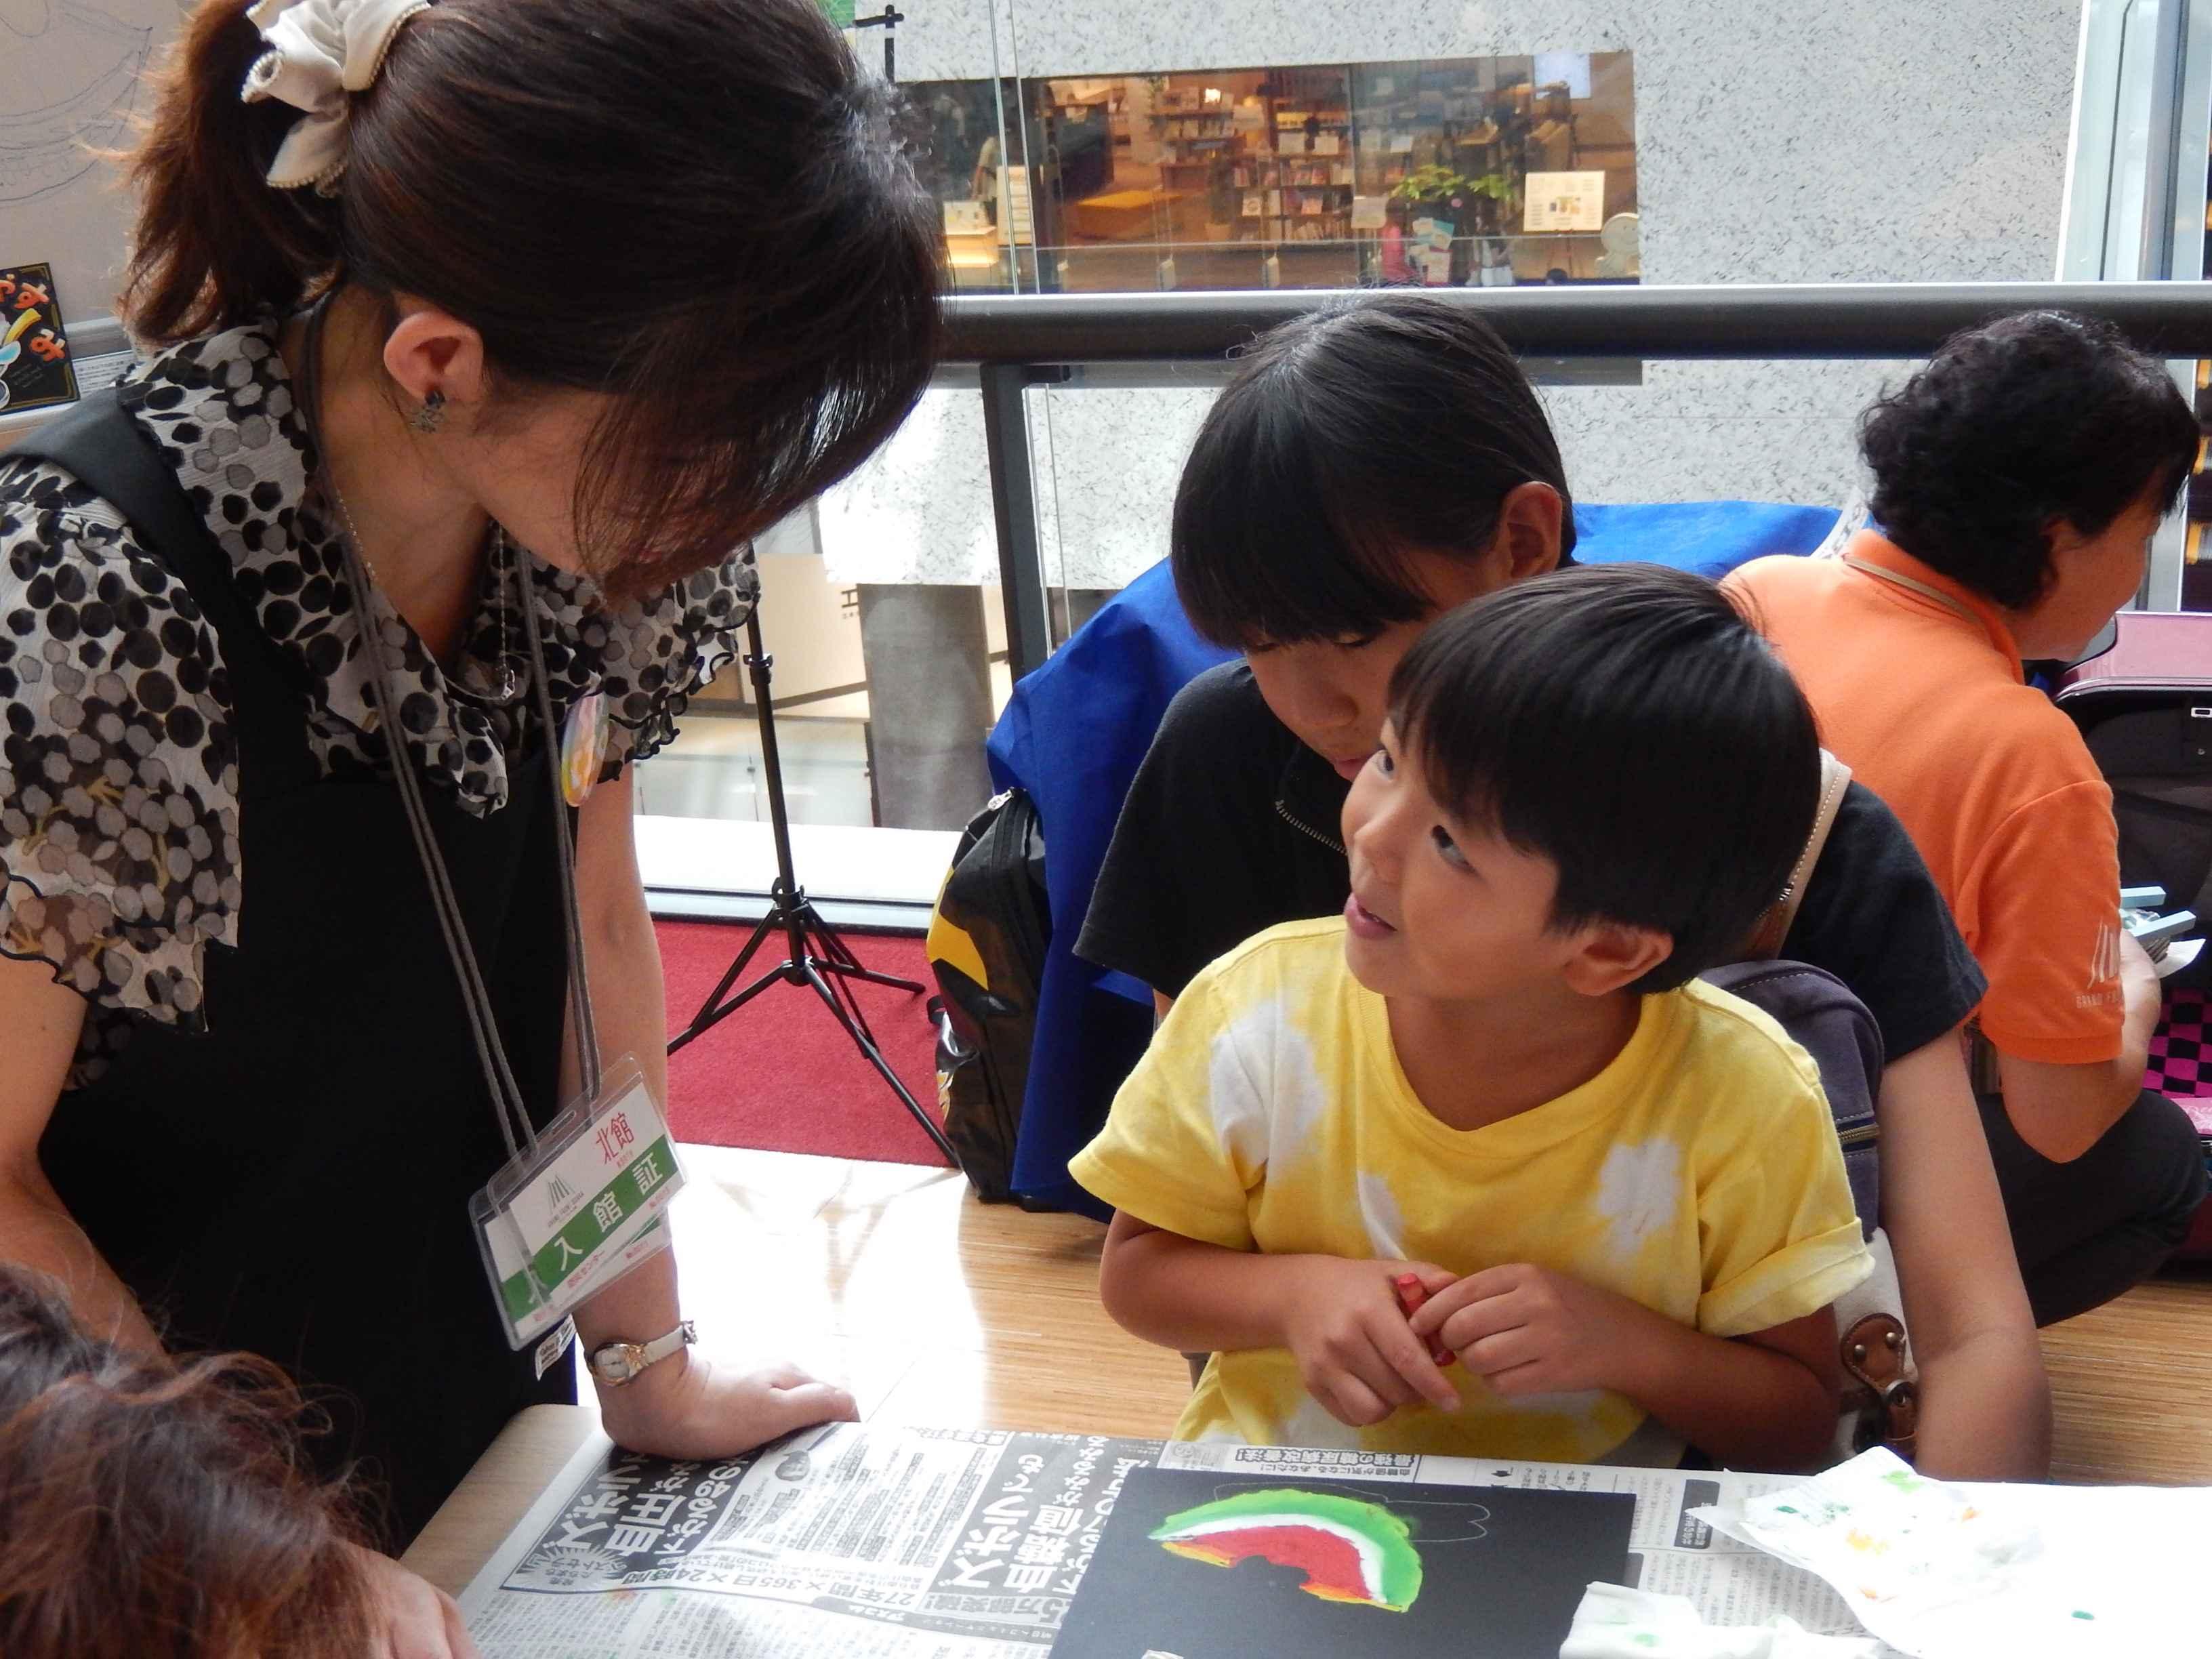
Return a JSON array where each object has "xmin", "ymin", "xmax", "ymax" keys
[{"xmin": 1393, "ymin": 1273, "xmax": 1456, "ymax": 1368}]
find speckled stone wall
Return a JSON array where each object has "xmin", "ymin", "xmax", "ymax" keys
[{"xmin": 820, "ymin": 1, "xmax": 2082, "ymax": 586}]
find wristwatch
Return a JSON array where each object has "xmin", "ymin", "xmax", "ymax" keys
[{"xmin": 588, "ymin": 1319, "xmax": 697, "ymax": 1387}]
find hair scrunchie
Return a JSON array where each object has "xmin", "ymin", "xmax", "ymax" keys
[{"xmin": 240, "ymin": 0, "xmax": 431, "ymax": 191}]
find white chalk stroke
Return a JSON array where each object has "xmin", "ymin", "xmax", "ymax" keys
[{"xmin": 0, "ymin": 0, "xmax": 152, "ymax": 204}]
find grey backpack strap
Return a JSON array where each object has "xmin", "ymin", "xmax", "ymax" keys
[
  {"xmin": 1742, "ymin": 749, "xmax": 1853, "ymax": 960},
  {"xmin": 1698, "ymin": 958, "xmax": 1883, "ymax": 1234},
  {"xmin": 1698, "ymin": 956, "xmax": 1904, "ymax": 1458}
]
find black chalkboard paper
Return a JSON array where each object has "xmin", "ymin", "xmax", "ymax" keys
[{"xmin": 1050, "ymin": 1467, "xmax": 1636, "ymax": 1659}]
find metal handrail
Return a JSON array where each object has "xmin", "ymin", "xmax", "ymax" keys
[
  {"xmin": 943, "ymin": 281, "xmax": 2212, "ymax": 365},
  {"xmin": 953, "ymin": 280, "xmax": 2212, "ymax": 676}
]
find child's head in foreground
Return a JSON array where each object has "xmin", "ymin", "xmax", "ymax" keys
[
  {"xmin": 1342, "ymin": 562, "xmax": 1820, "ymax": 1005},
  {"xmin": 0, "ymin": 1267, "xmax": 373, "ymax": 1658}
]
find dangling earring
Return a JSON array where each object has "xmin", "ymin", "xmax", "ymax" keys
[{"xmin": 411, "ymin": 389, "xmax": 447, "ymax": 434}]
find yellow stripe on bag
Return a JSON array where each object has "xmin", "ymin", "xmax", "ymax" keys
[{"xmin": 926, "ymin": 907, "xmax": 991, "ymax": 993}]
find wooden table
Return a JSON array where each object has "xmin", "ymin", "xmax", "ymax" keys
[
  {"xmin": 1067, "ymin": 188, "xmax": 1183, "ymax": 241},
  {"xmin": 390, "ymin": 1145, "xmax": 2212, "ymax": 1604},
  {"xmin": 402, "ymin": 1406, "xmax": 603, "ymax": 1598}
]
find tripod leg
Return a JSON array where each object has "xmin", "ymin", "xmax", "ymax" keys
[
  {"xmin": 785, "ymin": 900, "xmax": 920, "ymax": 1048},
  {"xmin": 668, "ymin": 912, "xmax": 781, "ymax": 1054},
  {"xmin": 694, "ymin": 958, "xmax": 800, "ymax": 1027},
  {"xmin": 807, "ymin": 953, "xmax": 888, "ymax": 1054},
  {"xmin": 809, "ymin": 909, "xmax": 867, "ymax": 969},
  {"xmin": 800, "ymin": 960, "xmax": 956, "ymax": 1164},
  {"xmin": 817, "ymin": 956, "xmax": 930, "ymax": 996},
  {"xmin": 802, "ymin": 903, "xmax": 928, "ymax": 994}
]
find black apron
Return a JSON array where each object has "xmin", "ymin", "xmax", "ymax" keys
[{"xmin": 12, "ymin": 392, "xmax": 575, "ymax": 1548}]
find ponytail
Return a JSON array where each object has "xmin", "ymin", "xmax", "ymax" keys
[{"xmin": 121, "ymin": 0, "xmax": 346, "ymax": 344}]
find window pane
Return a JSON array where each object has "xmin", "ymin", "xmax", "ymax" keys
[{"xmin": 907, "ymin": 48, "xmax": 1639, "ymax": 296}]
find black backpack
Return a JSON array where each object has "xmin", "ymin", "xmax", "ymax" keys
[
  {"xmin": 925, "ymin": 790, "xmax": 1048, "ymax": 1204},
  {"xmin": 2053, "ymin": 615, "xmax": 2212, "ymax": 987}
]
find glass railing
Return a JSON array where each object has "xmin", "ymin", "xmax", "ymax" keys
[
  {"xmin": 910, "ymin": 48, "xmax": 1638, "ymax": 301},
  {"xmin": 632, "ymin": 281, "xmax": 2212, "ymax": 913},
  {"xmin": 945, "ymin": 231, "xmax": 1626, "ymax": 293}
]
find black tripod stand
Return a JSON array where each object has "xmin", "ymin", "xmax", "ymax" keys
[
  {"xmin": 666, "ymin": 600, "xmax": 956, "ymax": 1164},
  {"xmin": 852, "ymin": 7, "xmax": 903, "ymax": 81}
]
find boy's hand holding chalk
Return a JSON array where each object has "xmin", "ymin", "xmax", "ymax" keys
[
  {"xmin": 1274, "ymin": 1258, "xmax": 1463, "ymax": 1427},
  {"xmin": 1395, "ymin": 1273, "xmax": 1458, "ymax": 1369}
]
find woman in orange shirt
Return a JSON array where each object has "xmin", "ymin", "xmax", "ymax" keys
[{"xmin": 1730, "ymin": 312, "xmax": 2207, "ymax": 1326}]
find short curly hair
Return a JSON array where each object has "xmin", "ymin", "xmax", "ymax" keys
[{"xmin": 1860, "ymin": 310, "xmax": 2198, "ymax": 610}]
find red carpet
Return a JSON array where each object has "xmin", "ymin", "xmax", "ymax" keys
[{"xmin": 658, "ymin": 919, "xmax": 953, "ymax": 1165}]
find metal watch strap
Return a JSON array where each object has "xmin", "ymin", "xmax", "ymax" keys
[{"xmin": 592, "ymin": 1319, "xmax": 697, "ymax": 1387}]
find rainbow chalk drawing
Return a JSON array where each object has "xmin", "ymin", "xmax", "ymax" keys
[{"xmin": 1149, "ymin": 1488, "xmax": 1424, "ymax": 1614}]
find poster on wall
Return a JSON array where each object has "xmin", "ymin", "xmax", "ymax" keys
[
  {"xmin": 1523, "ymin": 171, "xmax": 1607, "ymax": 233},
  {"xmin": 943, "ymin": 200, "xmax": 991, "ymax": 236},
  {"xmin": 0, "ymin": 263, "xmax": 79, "ymax": 415}
]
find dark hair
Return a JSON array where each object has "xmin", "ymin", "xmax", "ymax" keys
[
  {"xmin": 1171, "ymin": 292, "xmax": 1576, "ymax": 649},
  {"xmin": 0, "ymin": 1269, "xmax": 373, "ymax": 1657},
  {"xmin": 1860, "ymin": 310, "xmax": 2197, "ymax": 610},
  {"xmin": 123, "ymin": 0, "xmax": 943, "ymax": 596},
  {"xmin": 1389, "ymin": 564, "xmax": 1819, "ymax": 994}
]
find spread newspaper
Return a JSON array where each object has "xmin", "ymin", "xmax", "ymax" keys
[{"xmin": 457, "ymin": 1424, "xmax": 1908, "ymax": 1657}]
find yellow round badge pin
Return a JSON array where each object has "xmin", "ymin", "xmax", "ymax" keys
[{"xmin": 561, "ymin": 691, "xmax": 610, "ymax": 807}]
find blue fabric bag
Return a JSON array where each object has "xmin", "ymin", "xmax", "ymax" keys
[
  {"xmin": 1572, "ymin": 500, "xmax": 1842, "ymax": 574},
  {"xmin": 985, "ymin": 560, "xmax": 1235, "ymax": 1212}
]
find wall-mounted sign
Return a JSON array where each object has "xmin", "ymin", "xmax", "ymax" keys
[
  {"xmin": 998, "ymin": 167, "xmax": 1035, "ymax": 247},
  {"xmin": 942, "ymin": 200, "xmax": 991, "ymax": 236},
  {"xmin": 1523, "ymin": 171, "xmax": 1607, "ymax": 233}
]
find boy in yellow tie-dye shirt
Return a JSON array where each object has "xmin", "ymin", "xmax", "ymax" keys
[{"xmin": 1073, "ymin": 566, "xmax": 1874, "ymax": 1471}]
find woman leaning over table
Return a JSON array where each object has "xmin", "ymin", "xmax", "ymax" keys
[{"xmin": 0, "ymin": 0, "xmax": 940, "ymax": 1650}]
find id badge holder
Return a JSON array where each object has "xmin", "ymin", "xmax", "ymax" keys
[{"xmin": 470, "ymin": 1054, "xmax": 688, "ymax": 1353}]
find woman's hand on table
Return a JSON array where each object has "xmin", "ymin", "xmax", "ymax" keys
[
  {"xmin": 353, "ymin": 1544, "xmax": 480, "ymax": 1658},
  {"xmin": 596, "ymin": 1351, "xmax": 859, "ymax": 1462}
]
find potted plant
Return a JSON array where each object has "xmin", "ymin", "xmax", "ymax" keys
[{"xmin": 1388, "ymin": 166, "xmax": 1515, "ymax": 281}]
